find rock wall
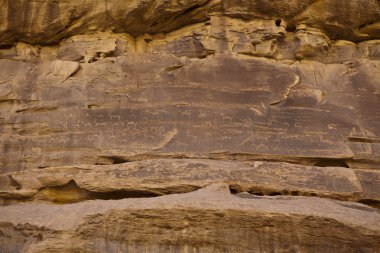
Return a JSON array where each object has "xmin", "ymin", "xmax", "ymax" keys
[{"xmin": 0, "ymin": 0, "xmax": 380, "ymax": 252}]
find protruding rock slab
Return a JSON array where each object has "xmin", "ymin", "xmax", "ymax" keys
[
  {"xmin": 0, "ymin": 184, "xmax": 379, "ymax": 252},
  {"xmin": 0, "ymin": 159, "xmax": 364, "ymax": 203},
  {"xmin": 355, "ymin": 169, "xmax": 380, "ymax": 205}
]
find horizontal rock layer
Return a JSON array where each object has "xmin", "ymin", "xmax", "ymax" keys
[
  {"xmin": 0, "ymin": 159, "xmax": 376, "ymax": 204},
  {"xmin": 1, "ymin": 184, "xmax": 380, "ymax": 253},
  {"xmin": 1, "ymin": 0, "xmax": 380, "ymax": 45}
]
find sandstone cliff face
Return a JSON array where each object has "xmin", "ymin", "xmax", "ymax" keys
[{"xmin": 0, "ymin": 0, "xmax": 380, "ymax": 252}]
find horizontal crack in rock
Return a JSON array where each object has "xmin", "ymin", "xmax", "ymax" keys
[{"xmin": 1, "ymin": 159, "xmax": 374, "ymax": 207}]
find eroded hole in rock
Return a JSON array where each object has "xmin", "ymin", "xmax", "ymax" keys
[
  {"xmin": 229, "ymin": 188, "xmax": 238, "ymax": 194},
  {"xmin": 37, "ymin": 180, "xmax": 90, "ymax": 203},
  {"xmin": 9, "ymin": 176, "xmax": 22, "ymax": 191},
  {"xmin": 110, "ymin": 156, "xmax": 130, "ymax": 164},
  {"xmin": 314, "ymin": 159, "xmax": 350, "ymax": 168},
  {"xmin": 275, "ymin": 19, "xmax": 282, "ymax": 27},
  {"xmin": 36, "ymin": 180, "xmax": 161, "ymax": 204},
  {"xmin": 96, "ymin": 156, "xmax": 130, "ymax": 165},
  {"xmin": 286, "ymin": 23, "xmax": 297, "ymax": 32}
]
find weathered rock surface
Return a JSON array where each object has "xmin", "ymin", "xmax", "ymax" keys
[
  {"xmin": 0, "ymin": 159, "xmax": 365, "ymax": 203},
  {"xmin": 1, "ymin": 184, "xmax": 380, "ymax": 253},
  {"xmin": 1, "ymin": 0, "xmax": 380, "ymax": 45},
  {"xmin": 1, "ymin": 0, "xmax": 380, "ymax": 252}
]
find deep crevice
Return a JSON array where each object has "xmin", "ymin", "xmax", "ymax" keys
[
  {"xmin": 348, "ymin": 137, "xmax": 380, "ymax": 143},
  {"xmin": 314, "ymin": 158, "xmax": 350, "ymax": 168},
  {"xmin": 168, "ymin": 0, "xmax": 211, "ymax": 29},
  {"xmin": 88, "ymin": 190, "xmax": 160, "ymax": 200},
  {"xmin": 110, "ymin": 156, "xmax": 130, "ymax": 164},
  {"xmin": 179, "ymin": 3, "xmax": 207, "ymax": 17},
  {"xmin": 96, "ymin": 156, "xmax": 131, "ymax": 165},
  {"xmin": 269, "ymin": 192, "xmax": 282, "ymax": 196},
  {"xmin": 358, "ymin": 199, "xmax": 380, "ymax": 208}
]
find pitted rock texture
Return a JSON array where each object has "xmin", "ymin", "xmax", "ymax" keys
[{"xmin": 0, "ymin": 0, "xmax": 380, "ymax": 252}]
